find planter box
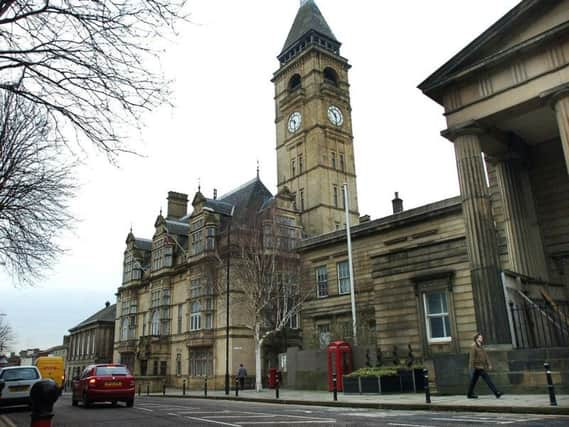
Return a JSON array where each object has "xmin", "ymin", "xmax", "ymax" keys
[
  {"xmin": 379, "ymin": 374, "xmax": 401, "ymax": 393},
  {"xmin": 414, "ymin": 368, "xmax": 425, "ymax": 392},
  {"xmin": 360, "ymin": 376, "xmax": 380, "ymax": 393},
  {"xmin": 399, "ymin": 369, "xmax": 414, "ymax": 392},
  {"xmin": 343, "ymin": 369, "xmax": 425, "ymax": 394},
  {"xmin": 342, "ymin": 376, "xmax": 360, "ymax": 394}
]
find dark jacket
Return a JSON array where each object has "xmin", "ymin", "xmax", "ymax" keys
[
  {"xmin": 469, "ymin": 342, "xmax": 490, "ymax": 370},
  {"xmin": 238, "ymin": 367, "xmax": 247, "ymax": 378}
]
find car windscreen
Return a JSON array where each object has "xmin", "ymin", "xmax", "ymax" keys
[
  {"xmin": 1, "ymin": 368, "xmax": 40, "ymax": 381},
  {"xmin": 95, "ymin": 366, "xmax": 130, "ymax": 376}
]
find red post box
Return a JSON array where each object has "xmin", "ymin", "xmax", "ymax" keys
[
  {"xmin": 327, "ymin": 341, "xmax": 352, "ymax": 392},
  {"xmin": 268, "ymin": 368, "xmax": 277, "ymax": 389}
]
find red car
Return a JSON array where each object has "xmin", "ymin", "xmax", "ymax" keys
[{"xmin": 71, "ymin": 364, "xmax": 135, "ymax": 408}]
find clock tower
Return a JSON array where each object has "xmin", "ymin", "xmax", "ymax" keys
[{"xmin": 273, "ymin": 0, "xmax": 359, "ymax": 237}]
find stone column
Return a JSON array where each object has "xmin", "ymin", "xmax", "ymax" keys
[
  {"xmin": 447, "ymin": 124, "xmax": 510, "ymax": 344},
  {"xmin": 494, "ymin": 153, "xmax": 545, "ymax": 278},
  {"xmin": 552, "ymin": 89, "xmax": 569, "ymax": 176}
]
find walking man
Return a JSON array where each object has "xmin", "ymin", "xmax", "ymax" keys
[
  {"xmin": 467, "ymin": 332, "xmax": 503, "ymax": 399},
  {"xmin": 237, "ymin": 363, "xmax": 247, "ymax": 390}
]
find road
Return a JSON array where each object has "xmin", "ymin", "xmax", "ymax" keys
[{"xmin": 1, "ymin": 394, "xmax": 569, "ymax": 426}]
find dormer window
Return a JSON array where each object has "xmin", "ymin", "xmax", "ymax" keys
[
  {"xmin": 123, "ymin": 252, "xmax": 142, "ymax": 283},
  {"xmin": 152, "ymin": 235, "xmax": 173, "ymax": 271},
  {"xmin": 191, "ymin": 218, "xmax": 205, "ymax": 256},
  {"xmin": 206, "ymin": 226, "xmax": 215, "ymax": 250}
]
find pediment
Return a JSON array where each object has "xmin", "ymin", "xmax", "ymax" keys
[{"xmin": 419, "ymin": 0, "xmax": 569, "ymax": 100}]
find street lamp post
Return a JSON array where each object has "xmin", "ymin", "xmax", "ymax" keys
[
  {"xmin": 224, "ymin": 219, "xmax": 231, "ymax": 395},
  {"xmin": 204, "ymin": 205, "xmax": 234, "ymax": 395}
]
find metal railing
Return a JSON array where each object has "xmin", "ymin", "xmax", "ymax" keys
[{"xmin": 509, "ymin": 300, "xmax": 569, "ymax": 348}]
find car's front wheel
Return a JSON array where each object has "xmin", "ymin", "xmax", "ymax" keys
[
  {"xmin": 72, "ymin": 398, "xmax": 78, "ymax": 407},
  {"xmin": 125, "ymin": 399, "xmax": 134, "ymax": 408}
]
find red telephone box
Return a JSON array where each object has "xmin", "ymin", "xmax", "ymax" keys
[
  {"xmin": 327, "ymin": 341, "xmax": 352, "ymax": 392},
  {"xmin": 268, "ymin": 368, "xmax": 277, "ymax": 389}
]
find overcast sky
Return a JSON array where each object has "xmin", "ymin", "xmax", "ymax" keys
[{"xmin": 0, "ymin": 0, "xmax": 521, "ymax": 353}]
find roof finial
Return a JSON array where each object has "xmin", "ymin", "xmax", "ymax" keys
[
  {"xmin": 198, "ymin": 177, "xmax": 201, "ymax": 193},
  {"xmin": 256, "ymin": 160, "xmax": 260, "ymax": 179}
]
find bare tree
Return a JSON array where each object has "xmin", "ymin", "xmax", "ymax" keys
[
  {"xmin": 0, "ymin": 316, "xmax": 15, "ymax": 353},
  {"xmin": 0, "ymin": 91, "xmax": 76, "ymax": 286},
  {"xmin": 0, "ymin": 0, "xmax": 188, "ymax": 161},
  {"xmin": 230, "ymin": 214, "xmax": 306, "ymax": 391}
]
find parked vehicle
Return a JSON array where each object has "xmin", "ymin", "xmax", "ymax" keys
[
  {"xmin": 35, "ymin": 356, "xmax": 65, "ymax": 394},
  {"xmin": 71, "ymin": 364, "xmax": 135, "ymax": 408},
  {"xmin": 0, "ymin": 365, "xmax": 42, "ymax": 407}
]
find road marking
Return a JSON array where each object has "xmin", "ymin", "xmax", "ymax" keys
[
  {"xmin": 136, "ymin": 407, "xmax": 154, "ymax": 412},
  {"xmin": 0, "ymin": 415, "xmax": 17, "ymax": 427},
  {"xmin": 432, "ymin": 417, "xmax": 510, "ymax": 424},
  {"xmin": 185, "ymin": 415, "xmax": 240, "ymax": 426},
  {"xmin": 388, "ymin": 423, "xmax": 434, "ymax": 427},
  {"xmin": 238, "ymin": 422, "xmax": 336, "ymax": 425}
]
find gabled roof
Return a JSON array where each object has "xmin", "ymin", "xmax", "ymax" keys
[
  {"xmin": 164, "ymin": 218, "xmax": 189, "ymax": 237},
  {"xmin": 133, "ymin": 237, "xmax": 152, "ymax": 251},
  {"xmin": 278, "ymin": 0, "xmax": 340, "ymax": 64},
  {"xmin": 418, "ymin": 0, "xmax": 547, "ymax": 102},
  {"xmin": 217, "ymin": 177, "xmax": 273, "ymax": 222},
  {"xmin": 69, "ymin": 303, "xmax": 116, "ymax": 332}
]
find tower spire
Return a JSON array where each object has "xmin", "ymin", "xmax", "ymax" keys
[{"xmin": 279, "ymin": 0, "xmax": 340, "ymax": 65}]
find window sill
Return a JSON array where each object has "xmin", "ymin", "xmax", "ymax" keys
[{"xmin": 428, "ymin": 337, "xmax": 452, "ymax": 344}]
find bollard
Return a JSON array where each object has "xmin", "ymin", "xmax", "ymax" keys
[
  {"xmin": 423, "ymin": 369, "xmax": 431, "ymax": 404},
  {"xmin": 204, "ymin": 376, "xmax": 208, "ymax": 398},
  {"xmin": 544, "ymin": 363, "xmax": 558, "ymax": 406},
  {"xmin": 235, "ymin": 377, "xmax": 239, "ymax": 397},
  {"xmin": 275, "ymin": 375, "xmax": 280, "ymax": 399},
  {"xmin": 30, "ymin": 379, "xmax": 59, "ymax": 427},
  {"xmin": 182, "ymin": 379, "xmax": 186, "ymax": 396},
  {"xmin": 162, "ymin": 383, "xmax": 166, "ymax": 396},
  {"xmin": 146, "ymin": 383, "xmax": 149, "ymax": 396},
  {"xmin": 332, "ymin": 372, "xmax": 337, "ymax": 401}
]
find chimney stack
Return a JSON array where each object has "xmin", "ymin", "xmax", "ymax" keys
[
  {"xmin": 392, "ymin": 192, "xmax": 403, "ymax": 214},
  {"xmin": 167, "ymin": 191, "xmax": 189, "ymax": 219},
  {"xmin": 213, "ymin": 189, "xmax": 217, "ymax": 200},
  {"xmin": 105, "ymin": 301, "xmax": 110, "ymax": 308}
]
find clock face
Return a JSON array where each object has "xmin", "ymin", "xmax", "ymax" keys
[
  {"xmin": 288, "ymin": 111, "xmax": 302, "ymax": 133},
  {"xmin": 327, "ymin": 105, "xmax": 344, "ymax": 126}
]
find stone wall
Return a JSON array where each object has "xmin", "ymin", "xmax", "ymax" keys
[{"xmin": 432, "ymin": 347, "xmax": 569, "ymax": 394}]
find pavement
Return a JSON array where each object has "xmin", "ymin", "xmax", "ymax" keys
[{"xmin": 150, "ymin": 386, "xmax": 569, "ymax": 416}]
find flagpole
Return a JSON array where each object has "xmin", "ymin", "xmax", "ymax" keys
[{"xmin": 343, "ymin": 183, "xmax": 357, "ymax": 346}]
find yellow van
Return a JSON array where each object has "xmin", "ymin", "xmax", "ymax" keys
[{"xmin": 34, "ymin": 356, "xmax": 65, "ymax": 394}]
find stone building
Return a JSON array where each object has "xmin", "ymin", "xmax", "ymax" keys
[
  {"xmin": 293, "ymin": 0, "xmax": 569, "ymax": 392},
  {"xmin": 114, "ymin": 178, "xmax": 302, "ymax": 390},
  {"xmin": 114, "ymin": 0, "xmax": 569, "ymax": 393},
  {"xmin": 66, "ymin": 302, "xmax": 116, "ymax": 383}
]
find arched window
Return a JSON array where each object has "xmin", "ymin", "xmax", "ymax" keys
[
  {"xmin": 324, "ymin": 67, "xmax": 339, "ymax": 86},
  {"xmin": 151, "ymin": 310, "xmax": 160, "ymax": 336},
  {"xmin": 288, "ymin": 74, "xmax": 301, "ymax": 92}
]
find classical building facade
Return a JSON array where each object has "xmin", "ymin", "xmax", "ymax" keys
[
  {"xmin": 294, "ymin": 0, "xmax": 569, "ymax": 392},
  {"xmin": 66, "ymin": 302, "xmax": 116, "ymax": 383}
]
